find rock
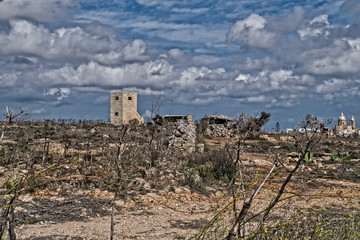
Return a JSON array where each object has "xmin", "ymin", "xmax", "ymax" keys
[
  {"xmin": 207, "ymin": 124, "xmax": 229, "ymax": 138},
  {"xmin": 115, "ymin": 199, "xmax": 135, "ymax": 208},
  {"xmin": 158, "ymin": 189, "xmax": 169, "ymax": 195},
  {"xmin": 147, "ymin": 167, "xmax": 157, "ymax": 176},
  {"xmin": 179, "ymin": 126, "xmax": 187, "ymax": 134},
  {"xmin": 143, "ymin": 182, "xmax": 151, "ymax": 190},
  {"xmin": 205, "ymin": 186, "xmax": 216, "ymax": 192},
  {"xmin": 317, "ymin": 162, "xmax": 324, "ymax": 168},
  {"xmin": 197, "ymin": 144, "xmax": 205, "ymax": 153},
  {"xmin": 174, "ymin": 187, "xmax": 183, "ymax": 194},
  {"xmin": 174, "ymin": 187, "xmax": 191, "ymax": 195},
  {"xmin": 138, "ymin": 193, "xmax": 159, "ymax": 204},
  {"xmin": 146, "ymin": 192, "xmax": 159, "ymax": 199},
  {"xmin": 188, "ymin": 147, "xmax": 195, "ymax": 154},
  {"xmin": 168, "ymin": 122, "xmax": 196, "ymax": 153},
  {"xmin": 214, "ymin": 191, "xmax": 223, "ymax": 198},
  {"xmin": 280, "ymin": 136, "xmax": 292, "ymax": 141},
  {"xmin": 181, "ymin": 187, "xmax": 191, "ymax": 195},
  {"xmin": 80, "ymin": 208, "xmax": 87, "ymax": 217},
  {"xmin": 253, "ymin": 159, "xmax": 272, "ymax": 166},
  {"xmin": 128, "ymin": 178, "xmax": 151, "ymax": 190}
]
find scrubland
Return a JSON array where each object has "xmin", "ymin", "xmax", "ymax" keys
[{"xmin": 0, "ymin": 115, "xmax": 359, "ymax": 239}]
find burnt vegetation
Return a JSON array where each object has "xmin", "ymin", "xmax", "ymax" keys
[{"xmin": 0, "ymin": 109, "xmax": 359, "ymax": 239}]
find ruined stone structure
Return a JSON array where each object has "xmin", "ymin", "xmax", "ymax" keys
[
  {"xmin": 164, "ymin": 115, "xmax": 193, "ymax": 124},
  {"xmin": 200, "ymin": 115, "xmax": 236, "ymax": 138},
  {"xmin": 333, "ymin": 113, "xmax": 356, "ymax": 135},
  {"xmin": 110, "ymin": 92, "xmax": 144, "ymax": 125},
  {"xmin": 164, "ymin": 115, "xmax": 196, "ymax": 153}
]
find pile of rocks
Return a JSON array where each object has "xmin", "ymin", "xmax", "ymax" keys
[
  {"xmin": 206, "ymin": 124, "xmax": 229, "ymax": 138},
  {"xmin": 169, "ymin": 123, "xmax": 196, "ymax": 153},
  {"xmin": 165, "ymin": 115, "xmax": 196, "ymax": 153},
  {"xmin": 201, "ymin": 115, "xmax": 236, "ymax": 138}
]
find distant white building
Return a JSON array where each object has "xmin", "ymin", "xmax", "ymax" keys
[
  {"xmin": 333, "ymin": 113, "xmax": 356, "ymax": 136},
  {"xmin": 286, "ymin": 128, "xmax": 319, "ymax": 133},
  {"xmin": 286, "ymin": 128, "xmax": 295, "ymax": 133}
]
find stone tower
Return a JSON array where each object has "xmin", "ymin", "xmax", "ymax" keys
[
  {"xmin": 338, "ymin": 113, "xmax": 347, "ymax": 127},
  {"xmin": 350, "ymin": 116, "xmax": 355, "ymax": 129},
  {"xmin": 110, "ymin": 92, "xmax": 144, "ymax": 125}
]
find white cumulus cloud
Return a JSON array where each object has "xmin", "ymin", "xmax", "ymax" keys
[
  {"xmin": 297, "ymin": 14, "xmax": 332, "ymax": 40},
  {"xmin": 234, "ymin": 69, "xmax": 315, "ymax": 92},
  {"xmin": 227, "ymin": 14, "xmax": 276, "ymax": 48},
  {"xmin": 122, "ymin": 39, "xmax": 148, "ymax": 62},
  {"xmin": 38, "ymin": 59, "xmax": 177, "ymax": 89},
  {"xmin": 0, "ymin": 20, "xmax": 150, "ymax": 65},
  {"xmin": 43, "ymin": 88, "xmax": 71, "ymax": 101},
  {"xmin": 315, "ymin": 78, "xmax": 347, "ymax": 94}
]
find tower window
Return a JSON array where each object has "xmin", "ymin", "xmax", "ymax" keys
[
  {"xmin": 115, "ymin": 96, "xmax": 119, "ymax": 100},
  {"xmin": 128, "ymin": 97, "xmax": 132, "ymax": 100},
  {"xmin": 115, "ymin": 112, "xmax": 119, "ymax": 116}
]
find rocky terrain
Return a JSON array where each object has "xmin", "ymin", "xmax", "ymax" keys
[
  {"xmin": 1, "ymin": 119, "xmax": 359, "ymax": 239},
  {"xmin": 11, "ymin": 149, "xmax": 360, "ymax": 239}
]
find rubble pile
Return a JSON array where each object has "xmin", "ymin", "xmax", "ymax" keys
[
  {"xmin": 201, "ymin": 115, "xmax": 235, "ymax": 138},
  {"xmin": 206, "ymin": 124, "xmax": 230, "ymax": 138},
  {"xmin": 165, "ymin": 115, "xmax": 196, "ymax": 153}
]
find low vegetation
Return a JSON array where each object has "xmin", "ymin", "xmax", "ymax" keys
[{"xmin": 0, "ymin": 109, "xmax": 359, "ymax": 239}]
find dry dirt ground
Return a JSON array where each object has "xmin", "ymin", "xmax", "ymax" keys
[{"xmin": 16, "ymin": 188, "xmax": 218, "ymax": 240}]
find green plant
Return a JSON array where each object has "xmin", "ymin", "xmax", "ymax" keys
[{"xmin": 332, "ymin": 151, "xmax": 352, "ymax": 162}]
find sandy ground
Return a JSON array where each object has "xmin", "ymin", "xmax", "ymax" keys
[
  {"xmin": 15, "ymin": 188, "xmax": 219, "ymax": 240},
  {"xmin": 17, "ymin": 206, "xmax": 211, "ymax": 240},
  {"xmin": 15, "ymin": 176, "xmax": 360, "ymax": 240}
]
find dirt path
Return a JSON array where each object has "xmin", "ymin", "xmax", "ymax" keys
[
  {"xmin": 18, "ymin": 207, "xmax": 210, "ymax": 239},
  {"xmin": 16, "ymin": 188, "xmax": 218, "ymax": 240}
]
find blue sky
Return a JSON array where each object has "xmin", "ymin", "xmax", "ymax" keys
[{"xmin": 1, "ymin": 0, "xmax": 360, "ymax": 130}]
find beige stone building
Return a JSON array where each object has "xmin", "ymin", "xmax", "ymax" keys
[
  {"xmin": 110, "ymin": 92, "xmax": 144, "ymax": 125},
  {"xmin": 333, "ymin": 113, "xmax": 356, "ymax": 135}
]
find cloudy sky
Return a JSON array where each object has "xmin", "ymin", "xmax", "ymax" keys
[{"xmin": 1, "ymin": 0, "xmax": 360, "ymax": 129}]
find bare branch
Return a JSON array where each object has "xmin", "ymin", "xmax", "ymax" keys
[{"xmin": 227, "ymin": 162, "xmax": 277, "ymax": 240}]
